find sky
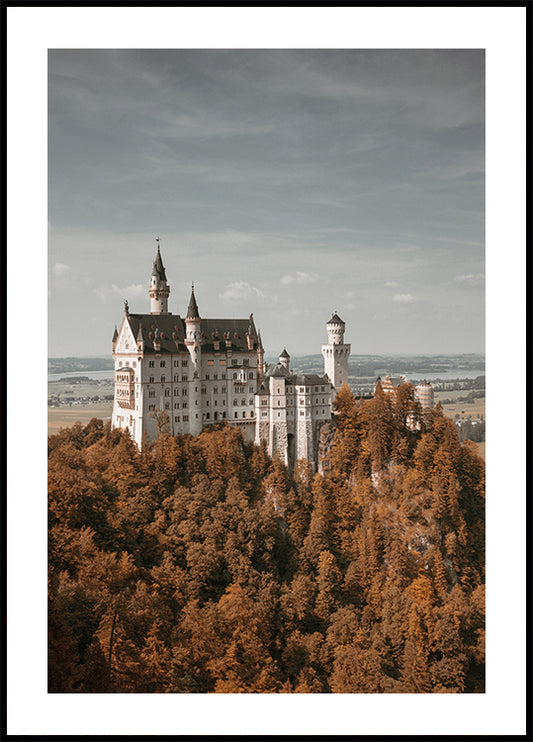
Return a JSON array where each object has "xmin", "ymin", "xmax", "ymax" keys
[{"xmin": 48, "ymin": 48, "xmax": 485, "ymax": 358}]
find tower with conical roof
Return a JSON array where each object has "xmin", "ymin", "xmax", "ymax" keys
[
  {"xmin": 321, "ymin": 312, "xmax": 351, "ymax": 391},
  {"xmin": 149, "ymin": 239, "xmax": 170, "ymax": 314},
  {"xmin": 185, "ymin": 284, "xmax": 203, "ymax": 435}
]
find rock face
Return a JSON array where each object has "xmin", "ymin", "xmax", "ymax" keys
[{"xmin": 317, "ymin": 420, "xmax": 337, "ymax": 476}]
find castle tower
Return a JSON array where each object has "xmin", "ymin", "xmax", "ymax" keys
[
  {"xmin": 321, "ymin": 312, "xmax": 351, "ymax": 391},
  {"xmin": 279, "ymin": 348, "xmax": 290, "ymax": 370},
  {"xmin": 185, "ymin": 284, "xmax": 202, "ymax": 435},
  {"xmin": 257, "ymin": 330, "xmax": 265, "ymax": 379},
  {"xmin": 149, "ymin": 239, "xmax": 170, "ymax": 314}
]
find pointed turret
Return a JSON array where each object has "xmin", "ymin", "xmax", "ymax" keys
[
  {"xmin": 186, "ymin": 284, "xmax": 200, "ymax": 320},
  {"xmin": 149, "ymin": 239, "xmax": 170, "ymax": 314},
  {"xmin": 152, "ymin": 243, "xmax": 167, "ymax": 281},
  {"xmin": 112, "ymin": 325, "xmax": 118, "ymax": 351},
  {"xmin": 279, "ymin": 348, "xmax": 290, "ymax": 370}
]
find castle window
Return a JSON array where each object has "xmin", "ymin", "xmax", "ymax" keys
[
  {"xmin": 278, "ymin": 400, "xmax": 281, "ymax": 406},
  {"xmin": 223, "ymin": 400, "xmax": 226, "ymax": 406},
  {"xmin": 243, "ymin": 359, "xmax": 249, "ymax": 366},
  {"xmin": 300, "ymin": 399, "xmax": 304, "ymax": 404},
  {"xmin": 202, "ymin": 388, "xmax": 206, "ymax": 394},
  {"xmin": 277, "ymin": 412, "xmax": 280, "ymax": 417},
  {"xmin": 233, "ymin": 373, "xmax": 238, "ymax": 380},
  {"xmin": 208, "ymin": 360, "xmax": 214, "ymax": 366},
  {"xmin": 174, "ymin": 361, "xmax": 179, "ymax": 367},
  {"xmin": 182, "ymin": 375, "xmax": 187, "ymax": 381},
  {"xmin": 250, "ymin": 411, "xmax": 254, "ymax": 417},
  {"xmin": 165, "ymin": 403, "xmax": 170, "ymax": 410},
  {"xmin": 249, "ymin": 399, "xmax": 253, "ymax": 405},
  {"xmin": 206, "ymin": 413, "xmax": 210, "ymax": 420},
  {"xmin": 174, "ymin": 403, "xmax": 179, "ymax": 409},
  {"xmin": 160, "ymin": 361, "xmax": 166, "ymax": 367},
  {"xmin": 184, "ymin": 415, "xmax": 189, "ymax": 422},
  {"xmin": 164, "ymin": 389, "xmax": 170, "ymax": 397},
  {"xmin": 150, "ymin": 376, "xmax": 154, "ymax": 383},
  {"xmin": 149, "ymin": 404, "xmax": 155, "ymax": 411},
  {"xmin": 161, "ymin": 376, "xmax": 166, "ymax": 383},
  {"xmin": 182, "ymin": 360, "xmax": 188, "ymax": 367},
  {"xmin": 233, "ymin": 400, "xmax": 238, "ymax": 406},
  {"xmin": 149, "ymin": 391, "xmax": 155, "ymax": 398},
  {"xmin": 232, "ymin": 359, "xmax": 238, "ymax": 366},
  {"xmin": 174, "ymin": 388, "xmax": 179, "ymax": 396},
  {"xmin": 234, "ymin": 412, "xmax": 238, "ymax": 418},
  {"xmin": 214, "ymin": 400, "xmax": 217, "ymax": 406},
  {"xmin": 214, "ymin": 387, "xmax": 218, "ymax": 394},
  {"xmin": 220, "ymin": 360, "xmax": 226, "ymax": 366},
  {"xmin": 249, "ymin": 372, "xmax": 254, "ymax": 379},
  {"xmin": 182, "ymin": 388, "xmax": 187, "ymax": 395},
  {"xmin": 222, "ymin": 387, "xmax": 226, "ymax": 393},
  {"xmin": 222, "ymin": 373, "xmax": 226, "ymax": 379},
  {"xmin": 214, "ymin": 374, "xmax": 218, "ymax": 380},
  {"xmin": 242, "ymin": 412, "xmax": 246, "ymax": 418},
  {"xmin": 262, "ymin": 399, "xmax": 268, "ymax": 405},
  {"xmin": 300, "ymin": 411, "xmax": 304, "ymax": 416},
  {"xmin": 241, "ymin": 400, "xmax": 245, "ymax": 406},
  {"xmin": 261, "ymin": 411, "xmax": 267, "ymax": 417},
  {"xmin": 182, "ymin": 403, "xmax": 187, "ymax": 409},
  {"xmin": 206, "ymin": 400, "xmax": 209, "ymax": 406},
  {"xmin": 175, "ymin": 416, "xmax": 179, "ymax": 422},
  {"xmin": 174, "ymin": 375, "xmax": 179, "ymax": 382}
]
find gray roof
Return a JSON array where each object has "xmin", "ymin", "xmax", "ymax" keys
[
  {"xmin": 327, "ymin": 313, "xmax": 345, "ymax": 325},
  {"xmin": 124, "ymin": 313, "xmax": 260, "ymax": 354},
  {"xmin": 279, "ymin": 348, "xmax": 290, "ymax": 358},
  {"xmin": 264, "ymin": 363, "xmax": 330, "ymax": 386},
  {"xmin": 186, "ymin": 286, "xmax": 200, "ymax": 319},
  {"xmin": 152, "ymin": 245, "xmax": 167, "ymax": 281}
]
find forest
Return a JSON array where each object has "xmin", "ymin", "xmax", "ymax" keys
[{"xmin": 48, "ymin": 382, "xmax": 485, "ymax": 693}]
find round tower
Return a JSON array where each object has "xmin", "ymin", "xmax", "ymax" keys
[
  {"xmin": 149, "ymin": 239, "xmax": 170, "ymax": 314},
  {"xmin": 321, "ymin": 312, "xmax": 351, "ymax": 391},
  {"xmin": 185, "ymin": 284, "xmax": 203, "ymax": 435}
]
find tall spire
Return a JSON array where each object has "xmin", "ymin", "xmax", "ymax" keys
[
  {"xmin": 152, "ymin": 237, "xmax": 167, "ymax": 281},
  {"xmin": 149, "ymin": 238, "xmax": 170, "ymax": 314},
  {"xmin": 186, "ymin": 283, "xmax": 200, "ymax": 320}
]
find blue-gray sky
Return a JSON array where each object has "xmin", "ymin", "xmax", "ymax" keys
[{"xmin": 48, "ymin": 49, "xmax": 485, "ymax": 357}]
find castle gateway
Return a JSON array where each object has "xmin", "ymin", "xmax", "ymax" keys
[{"xmin": 112, "ymin": 243, "xmax": 350, "ymax": 468}]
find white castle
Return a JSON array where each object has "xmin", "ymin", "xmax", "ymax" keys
[{"xmin": 112, "ymin": 243, "xmax": 350, "ymax": 468}]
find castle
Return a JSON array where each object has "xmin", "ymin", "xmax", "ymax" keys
[{"xmin": 111, "ymin": 243, "xmax": 350, "ymax": 468}]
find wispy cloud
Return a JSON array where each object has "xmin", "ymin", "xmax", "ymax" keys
[
  {"xmin": 280, "ymin": 272, "xmax": 319, "ymax": 286},
  {"xmin": 220, "ymin": 281, "xmax": 265, "ymax": 302},
  {"xmin": 53, "ymin": 262, "xmax": 71, "ymax": 276},
  {"xmin": 393, "ymin": 293, "xmax": 417, "ymax": 303},
  {"xmin": 384, "ymin": 280, "xmax": 399, "ymax": 287},
  {"xmin": 111, "ymin": 283, "xmax": 145, "ymax": 297},
  {"xmin": 454, "ymin": 273, "xmax": 484, "ymax": 285}
]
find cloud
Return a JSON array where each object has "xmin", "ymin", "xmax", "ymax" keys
[
  {"xmin": 393, "ymin": 293, "xmax": 417, "ymax": 303},
  {"xmin": 454, "ymin": 273, "xmax": 484, "ymax": 285},
  {"xmin": 220, "ymin": 281, "xmax": 265, "ymax": 302},
  {"xmin": 384, "ymin": 280, "xmax": 399, "ymax": 287},
  {"xmin": 94, "ymin": 283, "xmax": 145, "ymax": 302},
  {"xmin": 280, "ymin": 272, "xmax": 319, "ymax": 286},
  {"xmin": 111, "ymin": 283, "xmax": 145, "ymax": 297},
  {"xmin": 53, "ymin": 262, "xmax": 71, "ymax": 276}
]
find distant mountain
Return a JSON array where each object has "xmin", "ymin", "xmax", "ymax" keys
[
  {"xmin": 265, "ymin": 353, "xmax": 485, "ymax": 378},
  {"xmin": 48, "ymin": 357, "xmax": 114, "ymax": 374}
]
